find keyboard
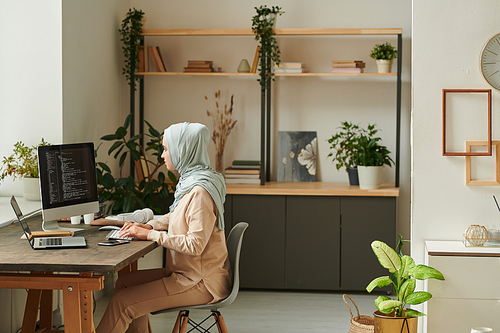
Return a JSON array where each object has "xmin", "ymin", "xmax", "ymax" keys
[
  {"xmin": 106, "ymin": 229, "xmax": 133, "ymax": 241},
  {"xmin": 43, "ymin": 238, "xmax": 63, "ymax": 246}
]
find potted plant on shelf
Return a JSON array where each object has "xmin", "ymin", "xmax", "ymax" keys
[
  {"xmin": 96, "ymin": 114, "xmax": 177, "ymax": 214},
  {"xmin": 370, "ymin": 42, "xmax": 397, "ymax": 73},
  {"xmin": 0, "ymin": 139, "xmax": 50, "ymax": 200},
  {"xmin": 119, "ymin": 8, "xmax": 145, "ymax": 88},
  {"xmin": 354, "ymin": 124, "xmax": 394, "ymax": 189},
  {"xmin": 366, "ymin": 235, "xmax": 445, "ymax": 333},
  {"xmin": 251, "ymin": 5, "xmax": 284, "ymax": 90}
]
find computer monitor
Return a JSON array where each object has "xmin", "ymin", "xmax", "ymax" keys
[{"xmin": 38, "ymin": 142, "xmax": 99, "ymax": 231}]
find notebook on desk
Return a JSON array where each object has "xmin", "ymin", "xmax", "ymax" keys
[{"xmin": 10, "ymin": 196, "xmax": 87, "ymax": 249}]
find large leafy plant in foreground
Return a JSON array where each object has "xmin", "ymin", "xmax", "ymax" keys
[{"xmin": 366, "ymin": 235, "xmax": 444, "ymax": 317}]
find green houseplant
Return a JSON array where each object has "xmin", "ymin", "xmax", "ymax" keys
[
  {"xmin": 0, "ymin": 139, "xmax": 50, "ymax": 200},
  {"xmin": 96, "ymin": 114, "xmax": 177, "ymax": 214},
  {"xmin": 370, "ymin": 42, "xmax": 397, "ymax": 73},
  {"xmin": 327, "ymin": 121, "xmax": 379, "ymax": 185},
  {"xmin": 251, "ymin": 5, "xmax": 284, "ymax": 90},
  {"xmin": 366, "ymin": 236, "xmax": 444, "ymax": 331},
  {"xmin": 119, "ymin": 8, "xmax": 145, "ymax": 88},
  {"xmin": 354, "ymin": 125, "xmax": 394, "ymax": 189}
]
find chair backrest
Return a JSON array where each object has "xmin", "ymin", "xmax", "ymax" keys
[{"xmin": 217, "ymin": 221, "xmax": 248, "ymax": 307}]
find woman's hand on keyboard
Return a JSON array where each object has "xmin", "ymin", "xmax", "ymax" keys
[{"xmin": 119, "ymin": 221, "xmax": 153, "ymax": 240}]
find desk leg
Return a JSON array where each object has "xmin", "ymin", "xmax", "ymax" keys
[
  {"xmin": 80, "ymin": 273, "xmax": 95, "ymax": 333},
  {"xmin": 21, "ymin": 289, "xmax": 41, "ymax": 333},
  {"xmin": 39, "ymin": 289, "xmax": 53, "ymax": 330},
  {"xmin": 62, "ymin": 282, "xmax": 82, "ymax": 333}
]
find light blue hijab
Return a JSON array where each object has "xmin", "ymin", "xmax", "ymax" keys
[{"xmin": 164, "ymin": 122, "xmax": 226, "ymax": 230}]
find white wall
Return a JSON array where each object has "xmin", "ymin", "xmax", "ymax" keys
[
  {"xmin": 412, "ymin": 2, "xmax": 500, "ymax": 330},
  {"xmin": 130, "ymin": 0, "xmax": 412, "ymax": 238},
  {"xmin": 0, "ymin": 1, "xmax": 63, "ymax": 198}
]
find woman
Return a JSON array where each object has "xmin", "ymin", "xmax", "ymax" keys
[{"xmin": 96, "ymin": 122, "xmax": 231, "ymax": 333}]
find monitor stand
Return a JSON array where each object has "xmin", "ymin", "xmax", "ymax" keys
[{"xmin": 42, "ymin": 220, "xmax": 84, "ymax": 232}]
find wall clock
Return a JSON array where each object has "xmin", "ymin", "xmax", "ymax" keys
[{"xmin": 481, "ymin": 33, "xmax": 500, "ymax": 91}]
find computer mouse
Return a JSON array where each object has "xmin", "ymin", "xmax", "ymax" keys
[{"xmin": 99, "ymin": 226, "xmax": 122, "ymax": 231}]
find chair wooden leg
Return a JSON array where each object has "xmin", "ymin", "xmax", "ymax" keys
[
  {"xmin": 178, "ymin": 311, "xmax": 189, "ymax": 333},
  {"xmin": 213, "ymin": 311, "xmax": 229, "ymax": 333},
  {"xmin": 172, "ymin": 311, "xmax": 183, "ymax": 333}
]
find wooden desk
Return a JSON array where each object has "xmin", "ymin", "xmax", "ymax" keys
[{"xmin": 0, "ymin": 213, "xmax": 158, "ymax": 333}]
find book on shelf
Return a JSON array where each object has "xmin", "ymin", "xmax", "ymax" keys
[
  {"xmin": 251, "ymin": 46, "xmax": 261, "ymax": 73},
  {"xmin": 273, "ymin": 67, "xmax": 309, "ymax": 73},
  {"xmin": 187, "ymin": 60, "xmax": 213, "ymax": 67},
  {"xmin": 231, "ymin": 160, "xmax": 261, "ymax": 169},
  {"xmin": 144, "ymin": 44, "xmax": 149, "ymax": 72},
  {"xmin": 183, "ymin": 67, "xmax": 214, "ymax": 73},
  {"xmin": 138, "ymin": 46, "xmax": 145, "ymax": 73},
  {"xmin": 331, "ymin": 68, "xmax": 364, "ymax": 73},
  {"xmin": 225, "ymin": 167, "xmax": 260, "ymax": 175},
  {"xmin": 276, "ymin": 62, "xmax": 304, "ymax": 68},
  {"xmin": 225, "ymin": 178, "xmax": 261, "ymax": 184},
  {"xmin": 148, "ymin": 46, "xmax": 166, "ymax": 72},
  {"xmin": 331, "ymin": 60, "xmax": 365, "ymax": 68}
]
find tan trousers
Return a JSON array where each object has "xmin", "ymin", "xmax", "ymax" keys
[{"xmin": 96, "ymin": 268, "xmax": 213, "ymax": 333}]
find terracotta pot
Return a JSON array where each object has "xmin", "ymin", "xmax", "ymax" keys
[{"xmin": 373, "ymin": 311, "xmax": 418, "ymax": 333}]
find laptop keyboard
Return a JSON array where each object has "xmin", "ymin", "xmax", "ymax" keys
[
  {"xmin": 106, "ymin": 229, "xmax": 133, "ymax": 241},
  {"xmin": 44, "ymin": 238, "xmax": 63, "ymax": 246}
]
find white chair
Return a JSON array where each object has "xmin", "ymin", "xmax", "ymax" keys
[{"xmin": 151, "ymin": 222, "xmax": 249, "ymax": 333}]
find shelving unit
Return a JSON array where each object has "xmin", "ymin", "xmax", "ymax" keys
[{"xmin": 130, "ymin": 27, "xmax": 402, "ymax": 187}]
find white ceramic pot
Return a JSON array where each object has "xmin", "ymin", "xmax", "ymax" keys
[
  {"xmin": 357, "ymin": 166, "xmax": 383, "ymax": 190},
  {"xmin": 23, "ymin": 177, "xmax": 41, "ymax": 201},
  {"xmin": 376, "ymin": 59, "xmax": 392, "ymax": 73}
]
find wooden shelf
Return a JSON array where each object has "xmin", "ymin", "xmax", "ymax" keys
[
  {"xmin": 141, "ymin": 28, "xmax": 402, "ymax": 36},
  {"xmin": 135, "ymin": 72, "xmax": 397, "ymax": 77},
  {"xmin": 226, "ymin": 181, "xmax": 399, "ymax": 197}
]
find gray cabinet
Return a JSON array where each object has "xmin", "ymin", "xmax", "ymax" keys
[
  {"xmin": 286, "ymin": 196, "xmax": 340, "ymax": 290},
  {"xmin": 340, "ymin": 197, "xmax": 396, "ymax": 291},
  {"xmin": 232, "ymin": 195, "xmax": 286, "ymax": 289},
  {"xmin": 227, "ymin": 193, "xmax": 396, "ymax": 291}
]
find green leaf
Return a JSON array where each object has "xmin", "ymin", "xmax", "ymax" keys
[
  {"xmin": 377, "ymin": 299, "xmax": 402, "ymax": 313},
  {"xmin": 404, "ymin": 291, "xmax": 432, "ymax": 305},
  {"xmin": 108, "ymin": 141, "xmax": 123, "ymax": 155},
  {"xmin": 123, "ymin": 113, "xmax": 132, "ymax": 129},
  {"xmin": 410, "ymin": 265, "xmax": 445, "ymax": 280},
  {"xmin": 400, "ymin": 255, "xmax": 415, "ymax": 279},
  {"xmin": 404, "ymin": 309, "xmax": 426, "ymax": 317},
  {"xmin": 158, "ymin": 171, "xmax": 165, "ymax": 183},
  {"xmin": 115, "ymin": 126, "xmax": 127, "ymax": 139},
  {"xmin": 115, "ymin": 178, "xmax": 128, "ymax": 188},
  {"xmin": 101, "ymin": 134, "xmax": 118, "ymax": 141},
  {"xmin": 101, "ymin": 173, "xmax": 115, "ymax": 189},
  {"xmin": 145, "ymin": 120, "xmax": 160, "ymax": 137},
  {"xmin": 168, "ymin": 171, "xmax": 177, "ymax": 184},
  {"xmin": 119, "ymin": 151, "xmax": 128, "ymax": 167},
  {"xmin": 129, "ymin": 134, "xmax": 142, "ymax": 142},
  {"xmin": 366, "ymin": 276, "xmax": 393, "ymax": 292},
  {"xmin": 371, "ymin": 241, "xmax": 401, "ymax": 273},
  {"xmin": 98, "ymin": 162, "xmax": 111, "ymax": 173},
  {"xmin": 399, "ymin": 279, "xmax": 416, "ymax": 302}
]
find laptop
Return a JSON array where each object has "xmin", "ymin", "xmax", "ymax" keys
[{"xmin": 10, "ymin": 196, "xmax": 87, "ymax": 249}]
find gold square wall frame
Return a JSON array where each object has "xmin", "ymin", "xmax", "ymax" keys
[
  {"xmin": 442, "ymin": 89, "xmax": 492, "ymax": 156},
  {"xmin": 465, "ymin": 140, "xmax": 500, "ymax": 186}
]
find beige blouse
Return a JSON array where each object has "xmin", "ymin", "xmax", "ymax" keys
[{"xmin": 146, "ymin": 185, "xmax": 231, "ymax": 302}]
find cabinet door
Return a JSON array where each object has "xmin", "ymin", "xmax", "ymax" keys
[
  {"xmin": 286, "ymin": 196, "xmax": 340, "ymax": 290},
  {"xmin": 340, "ymin": 197, "xmax": 396, "ymax": 291},
  {"xmin": 232, "ymin": 195, "xmax": 286, "ymax": 289},
  {"xmin": 223, "ymin": 194, "xmax": 233, "ymax": 239}
]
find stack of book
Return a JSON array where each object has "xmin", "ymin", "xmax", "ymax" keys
[
  {"xmin": 273, "ymin": 62, "xmax": 308, "ymax": 74},
  {"xmin": 184, "ymin": 60, "xmax": 214, "ymax": 73},
  {"xmin": 148, "ymin": 46, "xmax": 167, "ymax": 72},
  {"xmin": 331, "ymin": 60, "xmax": 365, "ymax": 73},
  {"xmin": 224, "ymin": 160, "xmax": 261, "ymax": 184}
]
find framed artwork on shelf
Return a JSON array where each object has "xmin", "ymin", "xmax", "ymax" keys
[
  {"xmin": 465, "ymin": 140, "xmax": 500, "ymax": 186},
  {"xmin": 277, "ymin": 131, "xmax": 317, "ymax": 182},
  {"xmin": 442, "ymin": 89, "xmax": 492, "ymax": 156}
]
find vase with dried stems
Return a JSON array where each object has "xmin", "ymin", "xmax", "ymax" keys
[{"xmin": 205, "ymin": 90, "xmax": 237, "ymax": 173}]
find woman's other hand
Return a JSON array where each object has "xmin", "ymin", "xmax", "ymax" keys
[{"xmin": 119, "ymin": 221, "xmax": 153, "ymax": 240}]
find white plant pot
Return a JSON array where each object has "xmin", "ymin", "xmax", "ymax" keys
[
  {"xmin": 357, "ymin": 166, "xmax": 383, "ymax": 190},
  {"xmin": 376, "ymin": 59, "xmax": 392, "ymax": 73},
  {"xmin": 23, "ymin": 177, "xmax": 41, "ymax": 201}
]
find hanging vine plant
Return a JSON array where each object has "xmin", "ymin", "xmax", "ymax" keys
[
  {"xmin": 119, "ymin": 8, "xmax": 145, "ymax": 88},
  {"xmin": 251, "ymin": 5, "xmax": 284, "ymax": 90}
]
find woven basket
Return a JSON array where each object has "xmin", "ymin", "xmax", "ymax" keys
[{"xmin": 343, "ymin": 294, "xmax": 375, "ymax": 333}]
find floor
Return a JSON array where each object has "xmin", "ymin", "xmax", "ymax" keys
[{"xmin": 93, "ymin": 290, "xmax": 379, "ymax": 332}]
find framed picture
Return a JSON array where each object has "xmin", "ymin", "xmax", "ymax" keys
[{"xmin": 277, "ymin": 131, "xmax": 317, "ymax": 182}]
